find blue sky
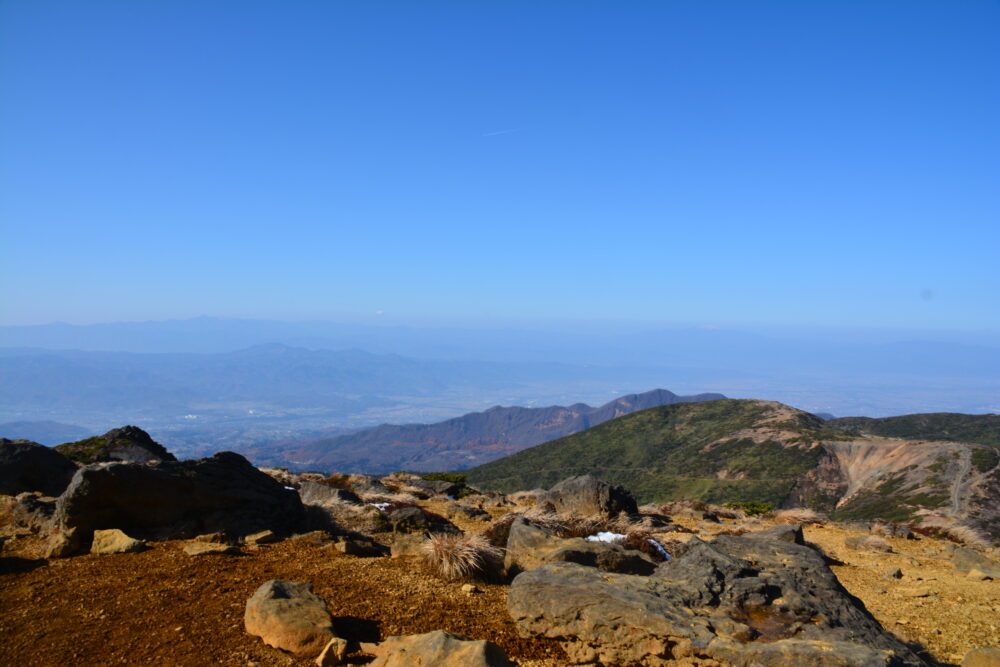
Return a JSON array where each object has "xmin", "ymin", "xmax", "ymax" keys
[{"xmin": 2, "ymin": 0, "xmax": 998, "ymax": 330}]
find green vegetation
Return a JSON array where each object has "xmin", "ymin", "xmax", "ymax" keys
[
  {"xmin": 421, "ymin": 472, "xmax": 468, "ymax": 484},
  {"xmin": 55, "ymin": 435, "xmax": 127, "ymax": 464},
  {"xmin": 972, "ymin": 447, "xmax": 1000, "ymax": 473},
  {"xmin": 825, "ymin": 413, "xmax": 1000, "ymax": 447},
  {"xmin": 724, "ymin": 501, "xmax": 773, "ymax": 516},
  {"xmin": 465, "ymin": 399, "xmax": 824, "ymax": 506}
]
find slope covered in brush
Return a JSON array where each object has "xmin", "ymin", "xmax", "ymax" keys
[
  {"xmin": 464, "ymin": 399, "xmax": 830, "ymax": 506},
  {"xmin": 825, "ymin": 413, "xmax": 1000, "ymax": 448}
]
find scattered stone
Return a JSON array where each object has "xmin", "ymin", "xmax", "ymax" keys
[
  {"xmin": 388, "ymin": 506, "xmax": 460, "ymax": 535},
  {"xmin": 953, "ymin": 547, "xmax": 1000, "ymax": 579},
  {"xmin": 333, "ymin": 536, "xmax": 386, "ymax": 557},
  {"xmin": 536, "ymin": 475, "xmax": 638, "ymax": 518},
  {"xmin": 244, "ymin": 580, "xmax": 336, "ymax": 659},
  {"xmin": 193, "ymin": 532, "xmax": 230, "ymax": 543},
  {"xmin": 291, "ymin": 531, "xmax": 335, "ymax": 546},
  {"xmin": 898, "ymin": 586, "xmax": 935, "ymax": 598},
  {"xmin": 368, "ymin": 630, "xmax": 513, "ymax": 667},
  {"xmin": 508, "ymin": 535, "xmax": 922, "ymax": 666},
  {"xmin": 845, "ymin": 535, "xmax": 893, "ymax": 552},
  {"xmin": 0, "ymin": 438, "xmax": 77, "ymax": 496},
  {"xmin": 45, "ymin": 451, "xmax": 304, "ymax": 557},
  {"xmin": 245, "ymin": 530, "xmax": 279, "ymax": 546},
  {"xmin": 315, "ymin": 636, "xmax": 349, "ymax": 666},
  {"xmin": 184, "ymin": 542, "xmax": 240, "ymax": 556},
  {"xmin": 886, "ymin": 567, "xmax": 903, "ymax": 580},
  {"xmin": 964, "ymin": 647, "xmax": 1000, "ymax": 667},
  {"xmin": 461, "ymin": 584, "xmax": 480, "ymax": 594},
  {"xmin": 90, "ymin": 528, "xmax": 145, "ymax": 554},
  {"xmin": 871, "ymin": 520, "xmax": 914, "ymax": 540}
]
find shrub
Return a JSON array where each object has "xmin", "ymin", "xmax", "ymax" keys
[
  {"xmin": 724, "ymin": 501, "xmax": 773, "ymax": 517},
  {"xmin": 421, "ymin": 472, "xmax": 467, "ymax": 484},
  {"xmin": 422, "ymin": 533, "xmax": 504, "ymax": 582},
  {"xmin": 916, "ymin": 516, "xmax": 992, "ymax": 549}
]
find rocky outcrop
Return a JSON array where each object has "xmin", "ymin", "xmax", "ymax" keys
[
  {"xmin": 46, "ymin": 451, "xmax": 304, "ymax": 556},
  {"xmin": 537, "ymin": 475, "xmax": 637, "ymax": 518},
  {"xmin": 0, "ymin": 439, "xmax": 77, "ymax": 496},
  {"xmin": 953, "ymin": 547, "xmax": 1000, "ymax": 578},
  {"xmin": 54, "ymin": 426, "xmax": 176, "ymax": 464},
  {"xmin": 503, "ymin": 517, "xmax": 656, "ymax": 576},
  {"xmin": 508, "ymin": 534, "xmax": 922, "ymax": 666},
  {"xmin": 388, "ymin": 506, "xmax": 459, "ymax": 535},
  {"xmin": 446, "ymin": 503, "xmax": 491, "ymax": 522},
  {"xmin": 369, "ymin": 630, "xmax": 513, "ymax": 667},
  {"xmin": 245, "ymin": 580, "xmax": 337, "ymax": 658},
  {"xmin": 4, "ymin": 492, "xmax": 57, "ymax": 533},
  {"xmin": 298, "ymin": 481, "xmax": 362, "ymax": 506}
]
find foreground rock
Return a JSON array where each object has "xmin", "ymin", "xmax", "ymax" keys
[
  {"xmin": 508, "ymin": 534, "xmax": 922, "ymax": 665},
  {"xmin": 245, "ymin": 580, "xmax": 337, "ymax": 658},
  {"xmin": 0, "ymin": 439, "xmax": 77, "ymax": 496},
  {"xmin": 953, "ymin": 547, "xmax": 1000, "ymax": 579},
  {"xmin": 54, "ymin": 425, "xmax": 176, "ymax": 464},
  {"xmin": 536, "ymin": 475, "xmax": 637, "ymax": 518},
  {"xmin": 90, "ymin": 528, "xmax": 145, "ymax": 554},
  {"xmin": 369, "ymin": 630, "xmax": 513, "ymax": 667},
  {"xmin": 46, "ymin": 451, "xmax": 304, "ymax": 557}
]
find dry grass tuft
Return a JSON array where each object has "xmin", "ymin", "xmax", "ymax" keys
[
  {"xmin": 917, "ymin": 516, "xmax": 992, "ymax": 550},
  {"xmin": 421, "ymin": 533, "xmax": 504, "ymax": 582}
]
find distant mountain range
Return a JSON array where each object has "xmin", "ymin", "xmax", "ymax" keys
[
  {"xmin": 249, "ymin": 388, "xmax": 725, "ymax": 473},
  {"xmin": 465, "ymin": 399, "xmax": 1000, "ymax": 538}
]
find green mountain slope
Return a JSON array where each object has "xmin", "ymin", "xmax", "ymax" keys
[
  {"xmin": 825, "ymin": 413, "xmax": 1000, "ymax": 448},
  {"xmin": 464, "ymin": 399, "xmax": 830, "ymax": 506}
]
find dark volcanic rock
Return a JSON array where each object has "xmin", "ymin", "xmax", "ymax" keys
[
  {"xmin": 55, "ymin": 426, "xmax": 176, "ymax": 464},
  {"xmin": 508, "ymin": 535, "xmax": 922, "ymax": 666},
  {"xmin": 388, "ymin": 506, "xmax": 459, "ymax": 535},
  {"xmin": 47, "ymin": 451, "xmax": 304, "ymax": 556},
  {"xmin": 298, "ymin": 480, "xmax": 362, "ymax": 506},
  {"xmin": 537, "ymin": 475, "xmax": 638, "ymax": 518},
  {"xmin": 0, "ymin": 438, "xmax": 77, "ymax": 496}
]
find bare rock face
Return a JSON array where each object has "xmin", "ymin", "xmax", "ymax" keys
[
  {"xmin": 244, "ymin": 580, "xmax": 336, "ymax": 658},
  {"xmin": 369, "ymin": 630, "xmax": 513, "ymax": 667},
  {"xmin": 0, "ymin": 439, "xmax": 77, "ymax": 496},
  {"xmin": 508, "ymin": 535, "xmax": 922, "ymax": 666},
  {"xmin": 298, "ymin": 481, "xmax": 362, "ymax": 507},
  {"xmin": 953, "ymin": 547, "xmax": 1000, "ymax": 578},
  {"xmin": 90, "ymin": 528, "xmax": 145, "ymax": 554},
  {"xmin": 46, "ymin": 451, "xmax": 304, "ymax": 557},
  {"xmin": 536, "ymin": 475, "xmax": 638, "ymax": 518}
]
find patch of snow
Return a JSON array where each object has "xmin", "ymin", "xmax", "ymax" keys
[
  {"xmin": 586, "ymin": 531, "xmax": 627, "ymax": 543},
  {"xmin": 647, "ymin": 538, "xmax": 670, "ymax": 560},
  {"xmin": 368, "ymin": 502, "xmax": 390, "ymax": 510},
  {"xmin": 283, "ymin": 486, "xmax": 295, "ymax": 491},
  {"xmin": 446, "ymin": 495, "xmax": 457, "ymax": 501}
]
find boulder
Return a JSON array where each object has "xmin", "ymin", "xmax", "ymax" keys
[
  {"xmin": 54, "ymin": 426, "xmax": 176, "ymax": 464},
  {"xmin": 245, "ymin": 580, "xmax": 337, "ymax": 658},
  {"xmin": 369, "ymin": 630, "xmax": 513, "ymax": 667},
  {"xmin": 333, "ymin": 536, "xmax": 386, "ymax": 557},
  {"xmin": 751, "ymin": 524, "xmax": 805, "ymax": 545},
  {"xmin": 845, "ymin": 535, "xmax": 892, "ymax": 552},
  {"xmin": 91, "ymin": 528, "xmax": 145, "ymax": 554},
  {"xmin": 245, "ymin": 530, "xmax": 280, "ymax": 546},
  {"xmin": 299, "ymin": 481, "xmax": 362, "ymax": 506},
  {"xmin": 406, "ymin": 479, "xmax": 463, "ymax": 497},
  {"xmin": 388, "ymin": 506, "xmax": 459, "ymax": 535},
  {"xmin": 508, "ymin": 535, "xmax": 922, "ymax": 666},
  {"xmin": 46, "ymin": 451, "xmax": 304, "ymax": 557},
  {"xmin": 953, "ymin": 547, "xmax": 1000, "ymax": 578},
  {"xmin": 6, "ymin": 492, "xmax": 57, "ymax": 534},
  {"xmin": 536, "ymin": 475, "xmax": 637, "ymax": 518},
  {"xmin": 871, "ymin": 521, "xmax": 915, "ymax": 540},
  {"xmin": 0, "ymin": 439, "xmax": 77, "ymax": 496},
  {"xmin": 446, "ymin": 503, "xmax": 491, "ymax": 522}
]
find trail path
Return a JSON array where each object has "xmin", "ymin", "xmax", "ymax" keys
[{"xmin": 950, "ymin": 448, "xmax": 972, "ymax": 517}]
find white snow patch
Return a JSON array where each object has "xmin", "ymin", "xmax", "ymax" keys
[
  {"xmin": 586, "ymin": 531, "xmax": 626, "ymax": 543},
  {"xmin": 368, "ymin": 502, "xmax": 390, "ymax": 510},
  {"xmin": 647, "ymin": 538, "xmax": 670, "ymax": 560},
  {"xmin": 283, "ymin": 486, "xmax": 295, "ymax": 491}
]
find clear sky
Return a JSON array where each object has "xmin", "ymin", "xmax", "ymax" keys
[{"xmin": 1, "ymin": 0, "xmax": 998, "ymax": 330}]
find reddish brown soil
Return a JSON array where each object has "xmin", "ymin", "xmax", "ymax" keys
[{"xmin": 0, "ymin": 534, "xmax": 566, "ymax": 666}]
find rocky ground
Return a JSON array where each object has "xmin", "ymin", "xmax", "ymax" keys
[{"xmin": 2, "ymin": 494, "xmax": 999, "ymax": 665}]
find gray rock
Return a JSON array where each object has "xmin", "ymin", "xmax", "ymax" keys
[
  {"xmin": 388, "ymin": 506, "xmax": 459, "ymax": 535},
  {"xmin": 46, "ymin": 451, "xmax": 304, "ymax": 557},
  {"xmin": 537, "ymin": 475, "xmax": 638, "ymax": 518},
  {"xmin": 953, "ymin": 547, "xmax": 1000, "ymax": 578},
  {"xmin": 964, "ymin": 647, "xmax": 1000, "ymax": 667},
  {"xmin": 183, "ymin": 541, "xmax": 240, "ymax": 556},
  {"xmin": 504, "ymin": 517, "xmax": 655, "ymax": 576},
  {"xmin": 0, "ymin": 439, "xmax": 77, "ymax": 496},
  {"xmin": 508, "ymin": 535, "xmax": 922, "ymax": 666},
  {"xmin": 751, "ymin": 524, "xmax": 805, "ymax": 545},
  {"xmin": 333, "ymin": 536, "xmax": 386, "ymax": 557},
  {"xmin": 369, "ymin": 630, "xmax": 513, "ymax": 667},
  {"xmin": 407, "ymin": 479, "xmax": 463, "ymax": 497},
  {"xmin": 7, "ymin": 492, "xmax": 57, "ymax": 534},
  {"xmin": 245, "ymin": 580, "xmax": 336, "ymax": 658},
  {"xmin": 298, "ymin": 481, "xmax": 362, "ymax": 506},
  {"xmin": 446, "ymin": 503, "xmax": 491, "ymax": 522}
]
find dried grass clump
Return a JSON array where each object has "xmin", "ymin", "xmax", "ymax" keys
[
  {"xmin": 918, "ymin": 516, "xmax": 992, "ymax": 550},
  {"xmin": 507, "ymin": 490, "xmax": 542, "ymax": 507},
  {"xmin": 771, "ymin": 508, "xmax": 824, "ymax": 525},
  {"xmin": 422, "ymin": 533, "xmax": 504, "ymax": 582},
  {"xmin": 357, "ymin": 491, "xmax": 420, "ymax": 505}
]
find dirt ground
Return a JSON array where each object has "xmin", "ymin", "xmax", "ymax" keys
[{"xmin": 1, "ymin": 502, "xmax": 998, "ymax": 666}]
